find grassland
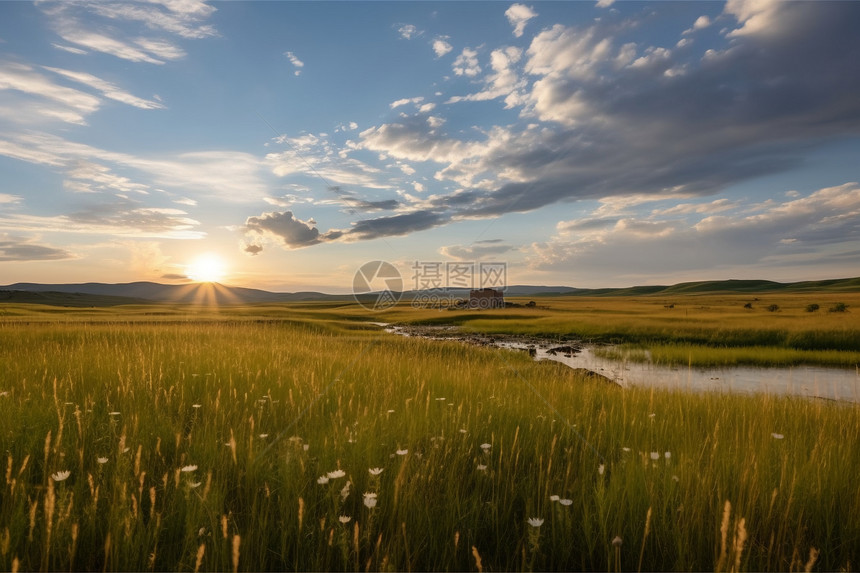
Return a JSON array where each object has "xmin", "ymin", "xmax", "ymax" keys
[
  {"xmin": 362, "ymin": 292, "xmax": 860, "ymax": 368},
  {"xmin": 0, "ymin": 301, "xmax": 858, "ymax": 571}
]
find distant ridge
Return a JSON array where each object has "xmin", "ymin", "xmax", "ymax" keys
[
  {"xmin": 0, "ymin": 277, "xmax": 857, "ymax": 306},
  {"xmin": 562, "ymin": 277, "xmax": 860, "ymax": 297}
]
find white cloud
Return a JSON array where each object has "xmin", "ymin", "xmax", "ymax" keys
[
  {"xmin": 440, "ymin": 239, "xmax": 515, "ymax": 261},
  {"xmin": 55, "ymin": 28, "xmax": 169, "ymax": 64},
  {"xmin": 453, "ymin": 48, "xmax": 481, "ymax": 77},
  {"xmin": 0, "ymin": 61, "xmax": 101, "ymax": 125},
  {"xmin": 0, "ymin": 132, "xmax": 271, "ymax": 203},
  {"xmin": 51, "ymin": 43, "xmax": 88, "ymax": 55},
  {"xmin": 505, "ymin": 4, "xmax": 537, "ymax": 38},
  {"xmin": 40, "ymin": 0, "xmax": 216, "ymax": 63},
  {"xmin": 447, "ymin": 46, "xmax": 524, "ymax": 106},
  {"xmin": 397, "ymin": 24, "xmax": 422, "ymax": 40},
  {"xmin": 43, "ymin": 67, "xmax": 164, "ymax": 110},
  {"xmin": 433, "ymin": 37, "xmax": 453, "ymax": 57},
  {"xmin": 390, "ymin": 96, "xmax": 424, "ymax": 109},
  {"xmin": 285, "ymin": 51, "xmax": 304, "ymax": 76},
  {"xmin": 531, "ymin": 183, "xmax": 860, "ymax": 280},
  {"xmin": 595, "ymin": 0, "xmax": 615, "ymax": 8},
  {"xmin": 724, "ymin": 0, "xmax": 784, "ymax": 37}
]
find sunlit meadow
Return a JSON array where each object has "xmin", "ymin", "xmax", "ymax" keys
[{"xmin": 0, "ymin": 302, "xmax": 858, "ymax": 571}]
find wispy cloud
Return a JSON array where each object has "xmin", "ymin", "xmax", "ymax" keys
[
  {"xmin": 43, "ymin": 66, "xmax": 164, "ymax": 110},
  {"xmin": 0, "ymin": 234, "xmax": 74, "ymax": 262},
  {"xmin": 284, "ymin": 51, "xmax": 304, "ymax": 76},
  {"xmin": 0, "ymin": 61, "xmax": 100, "ymax": 124},
  {"xmin": 39, "ymin": 0, "xmax": 216, "ymax": 63}
]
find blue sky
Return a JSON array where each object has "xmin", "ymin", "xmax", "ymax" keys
[{"xmin": 1, "ymin": 0, "xmax": 859, "ymax": 292}]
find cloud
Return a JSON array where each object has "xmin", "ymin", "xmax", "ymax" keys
[
  {"xmin": 530, "ymin": 183, "xmax": 860, "ymax": 280},
  {"xmin": 683, "ymin": 15, "xmax": 712, "ymax": 35},
  {"xmin": 446, "ymin": 46, "xmax": 525, "ymax": 106},
  {"xmin": 353, "ymin": 1, "xmax": 860, "ymax": 230},
  {"xmin": 0, "ymin": 194, "xmax": 22, "ymax": 204},
  {"xmin": 433, "ymin": 37, "xmax": 453, "ymax": 57},
  {"xmin": 284, "ymin": 51, "xmax": 304, "ymax": 76},
  {"xmin": 342, "ymin": 210, "xmax": 448, "ymax": 241},
  {"xmin": 0, "ymin": 235, "xmax": 74, "ymax": 261},
  {"xmin": 440, "ymin": 239, "xmax": 516, "ymax": 261},
  {"xmin": 0, "ymin": 132, "xmax": 271, "ymax": 202},
  {"xmin": 390, "ymin": 96, "xmax": 424, "ymax": 109},
  {"xmin": 452, "ymin": 48, "xmax": 481, "ymax": 77},
  {"xmin": 241, "ymin": 210, "xmax": 334, "ymax": 251},
  {"xmin": 0, "ymin": 200, "xmax": 203, "ymax": 240},
  {"xmin": 43, "ymin": 66, "xmax": 164, "ymax": 110},
  {"xmin": 0, "ymin": 61, "xmax": 101, "ymax": 124},
  {"xmin": 84, "ymin": 0, "xmax": 217, "ymax": 39},
  {"xmin": 51, "ymin": 43, "xmax": 88, "ymax": 55},
  {"xmin": 39, "ymin": 0, "xmax": 216, "ymax": 63},
  {"xmin": 397, "ymin": 24, "xmax": 422, "ymax": 40},
  {"xmin": 505, "ymin": 4, "xmax": 537, "ymax": 38}
]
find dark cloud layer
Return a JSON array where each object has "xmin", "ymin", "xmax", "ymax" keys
[{"xmin": 356, "ymin": 1, "xmax": 860, "ymax": 230}]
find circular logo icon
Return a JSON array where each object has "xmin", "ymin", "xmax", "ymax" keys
[{"xmin": 352, "ymin": 261, "xmax": 403, "ymax": 310}]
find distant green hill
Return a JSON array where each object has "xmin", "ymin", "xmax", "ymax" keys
[{"xmin": 563, "ymin": 277, "xmax": 860, "ymax": 297}]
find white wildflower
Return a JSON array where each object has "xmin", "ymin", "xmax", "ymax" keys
[
  {"xmin": 771, "ymin": 433, "xmax": 784, "ymax": 439},
  {"xmin": 363, "ymin": 492, "xmax": 378, "ymax": 508},
  {"xmin": 598, "ymin": 464, "xmax": 605, "ymax": 475},
  {"xmin": 650, "ymin": 452, "xmax": 660, "ymax": 460},
  {"xmin": 549, "ymin": 495, "xmax": 560, "ymax": 502},
  {"xmin": 368, "ymin": 467, "xmax": 384, "ymax": 476},
  {"xmin": 317, "ymin": 475, "xmax": 330, "ymax": 485},
  {"xmin": 339, "ymin": 515, "xmax": 351, "ymax": 524},
  {"xmin": 395, "ymin": 449, "xmax": 408, "ymax": 456},
  {"xmin": 327, "ymin": 469, "xmax": 346, "ymax": 479},
  {"xmin": 181, "ymin": 465, "xmax": 198, "ymax": 472},
  {"xmin": 51, "ymin": 470, "xmax": 71, "ymax": 482},
  {"xmin": 96, "ymin": 457, "xmax": 109, "ymax": 464},
  {"xmin": 477, "ymin": 464, "xmax": 487, "ymax": 471},
  {"xmin": 527, "ymin": 517, "xmax": 544, "ymax": 527},
  {"xmin": 559, "ymin": 499, "xmax": 573, "ymax": 506}
]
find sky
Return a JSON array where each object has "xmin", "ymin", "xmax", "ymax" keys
[{"xmin": 1, "ymin": 0, "xmax": 859, "ymax": 293}]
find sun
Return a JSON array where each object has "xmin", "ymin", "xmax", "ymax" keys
[{"xmin": 187, "ymin": 253, "xmax": 227, "ymax": 283}]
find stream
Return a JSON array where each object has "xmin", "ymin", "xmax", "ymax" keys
[{"xmin": 376, "ymin": 323, "xmax": 860, "ymax": 404}]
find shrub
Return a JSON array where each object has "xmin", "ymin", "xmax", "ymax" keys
[
  {"xmin": 829, "ymin": 302, "xmax": 848, "ymax": 313},
  {"xmin": 767, "ymin": 304, "xmax": 780, "ymax": 312},
  {"xmin": 806, "ymin": 303, "xmax": 820, "ymax": 312}
]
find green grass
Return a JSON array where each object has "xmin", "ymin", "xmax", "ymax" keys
[
  {"xmin": 370, "ymin": 293, "xmax": 860, "ymax": 368},
  {"xmin": 0, "ymin": 305, "xmax": 858, "ymax": 571}
]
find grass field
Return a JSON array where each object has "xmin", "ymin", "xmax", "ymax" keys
[
  {"xmin": 362, "ymin": 292, "xmax": 860, "ymax": 368},
  {"xmin": 0, "ymin": 301, "xmax": 858, "ymax": 571}
]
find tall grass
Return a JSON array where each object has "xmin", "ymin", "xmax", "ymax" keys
[{"xmin": 0, "ymin": 309, "xmax": 858, "ymax": 570}]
